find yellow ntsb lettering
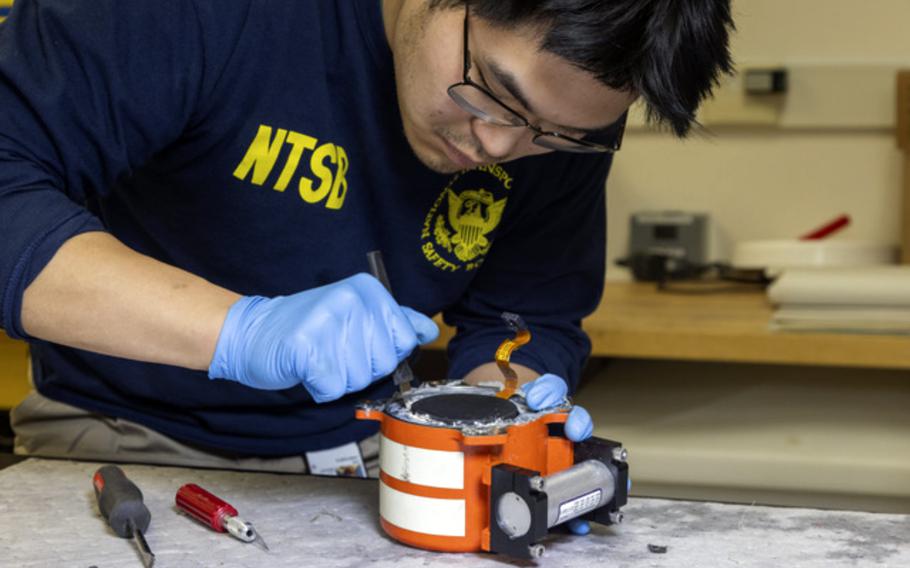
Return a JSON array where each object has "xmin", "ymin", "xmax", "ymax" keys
[
  {"xmin": 300, "ymin": 143, "xmax": 335, "ymax": 204},
  {"xmin": 275, "ymin": 132, "xmax": 318, "ymax": 192},
  {"xmin": 233, "ymin": 125, "xmax": 287, "ymax": 186},
  {"xmin": 326, "ymin": 145, "xmax": 349, "ymax": 211},
  {"xmin": 233, "ymin": 124, "xmax": 350, "ymax": 210}
]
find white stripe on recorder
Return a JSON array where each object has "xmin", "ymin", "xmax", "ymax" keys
[
  {"xmin": 380, "ymin": 435, "xmax": 465, "ymax": 489},
  {"xmin": 380, "ymin": 481, "xmax": 466, "ymax": 537}
]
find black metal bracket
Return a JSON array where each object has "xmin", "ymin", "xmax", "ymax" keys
[
  {"xmin": 489, "ymin": 465, "xmax": 548, "ymax": 558},
  {"xmin": 574, "ymin": 436, "xmax": 629, "ymax": 525}
]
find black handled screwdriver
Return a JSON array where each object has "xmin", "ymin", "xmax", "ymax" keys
[
  {"xmin": 367, "ymin": 250, "xmax": 415, "ymax": 395},
  {"xmin": 92, "ymin": 465, "xmax": 156, "ymax": 567}
]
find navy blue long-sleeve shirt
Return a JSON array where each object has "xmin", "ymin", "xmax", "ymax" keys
[{"xmin": 0, "ymin": 0, "xmax": 612, "ymax": 455}]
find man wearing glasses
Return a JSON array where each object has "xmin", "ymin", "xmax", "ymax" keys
[{"xmin": 0, "ymin": 0, "xmax": 733, "ymax": 531}]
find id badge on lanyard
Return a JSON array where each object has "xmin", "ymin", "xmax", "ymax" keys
[{"xmin": 304, "ymin": 442, "xmax": 367, "ymax": 478}]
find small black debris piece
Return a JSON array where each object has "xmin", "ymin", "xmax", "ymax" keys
[{"xmin": 648, "ymin": 544, "xmax": 668, "ymax": 554}]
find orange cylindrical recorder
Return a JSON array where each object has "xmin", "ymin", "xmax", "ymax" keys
[{"xmin": 356, "ymin": 382, "xmax": 629, "ymax": 559}]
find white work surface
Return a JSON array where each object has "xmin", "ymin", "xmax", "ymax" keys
[{"xmin": 0, "ymin": 459, "xmax": 908, "ymax": 568}]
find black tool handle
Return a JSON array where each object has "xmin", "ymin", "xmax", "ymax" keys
[
  {"xmin": 366, "ymin": 250, "xmax": 394, "ymax": 293},
  {"xmin": 366, "ymin": 250, "xmax": 416, "ymax": 390},
  {"xmin": 93, "ymin": 465, "xmax": 152, "ymax": 538}
]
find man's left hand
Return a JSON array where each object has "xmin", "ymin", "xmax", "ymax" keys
[{"xmin": 520, "ymin": 373, "xmax": 594, "ymax": 536}]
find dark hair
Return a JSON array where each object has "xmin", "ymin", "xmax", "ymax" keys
[{"xmin": 429, "ymin": 0, "xmax": 735, "ymax": 137}]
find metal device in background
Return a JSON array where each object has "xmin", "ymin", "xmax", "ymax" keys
[
  {"xmin": 625, "ymin": 211, "xmax": 710, "ymax": 281},
  {"xmin": 175, "ymin": 483, "xmax": 269, "ymax": 551},
  {"xmin": 616, "ymin": 210, "xmax": 769, "ymax": 288},
  {"xmin": 366, "ymin": 250, "xmax": 415, "ymax": 396},
  {"xmin": 92, "ymin": 465, "xmax": 156, "ymax": 568},
  {"xmin": 744, "ymin": 68, "xmax": 788, "ymax": 95}
]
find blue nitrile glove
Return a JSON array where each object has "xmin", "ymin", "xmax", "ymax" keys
[
  {"xmin": 208, "ymin": 273, "xmax": 439, "ymax": 402},
  {"xmin": 521, "ymin": 373, "xmax": 594, "ymax": 536},
  {"xmin": 521, "ymin": 374, "xmax": 594, "ymax": 442}
]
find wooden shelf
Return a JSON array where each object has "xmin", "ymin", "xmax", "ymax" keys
[
  {"xmin": 0, "ymin": 332, "xmax": 29, "ymax": 408},
  {"xmin": 431, "ymin": 282, "xmax": 910, "ymax": 370}
]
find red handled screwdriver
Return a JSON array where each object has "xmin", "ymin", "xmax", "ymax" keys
[
  {"xmin": 175, "ymin": 483, "xmax": 270, "ymax": 551},
  {"xmin": 92, "ymin": 465, "xmax": 156, "ymax": 568}
]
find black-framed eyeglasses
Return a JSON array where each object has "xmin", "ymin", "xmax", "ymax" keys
[{"xmin": 446, "ymin": 4, "xmax": 625, "ymax": 154}]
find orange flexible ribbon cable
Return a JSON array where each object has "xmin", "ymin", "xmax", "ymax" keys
[{"xmin": 495, "ymin": 313, "xmax": 531, "ymax": 399}]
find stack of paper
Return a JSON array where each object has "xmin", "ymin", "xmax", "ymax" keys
[{"xmin": 767, "ymin": 266, "xmax": 910, "ymax": 333}]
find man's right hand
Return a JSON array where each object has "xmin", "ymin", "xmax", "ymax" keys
[{"xmin": 207, "ymin": 273, "xmax": 439, "ymax": 402}]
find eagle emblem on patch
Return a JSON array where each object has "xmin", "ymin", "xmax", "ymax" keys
[
  {"xmin": 420, "ymin": 166, "xmax": 514, "ymax": 272},
  {"xmin": 436, "ymin": 188, "xmax": 506, "ymax": 262}
]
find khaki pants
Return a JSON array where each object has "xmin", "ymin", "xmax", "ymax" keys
[{"xmin": 11, "ymin": 391, "xmax": 379, "ymax": 476}]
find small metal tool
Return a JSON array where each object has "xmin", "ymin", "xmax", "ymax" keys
[
  {"xmin": 367, "ymin": 250, "xmax": 415, "ymax": 395},
  {"xmin": 92, "ymin": 465, "xmax": 156, "ymax": 568},
  {"xmin": 176, "ymin": 483, "xmax": 269, "ymax": 551},
  {"xmin": 176, "ymin": 483, "xmax": 269, "ymax": 550}
]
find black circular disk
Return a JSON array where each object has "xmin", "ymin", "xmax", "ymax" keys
[{"xmin": 410, "ymin": 393, "xmax": 520, "ymax": 425}]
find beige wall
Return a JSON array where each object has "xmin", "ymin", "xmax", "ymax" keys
[
  {"xmin": 607, "ymin": 0, "xmax": 910, "ymax": 279},
  {"xmin": 596, "ymin": 1, "xmax": 910, "ymax": 511},
  {"xmin": 575, "ymin": 358, "xmax": 910, "ymax": 513}
]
